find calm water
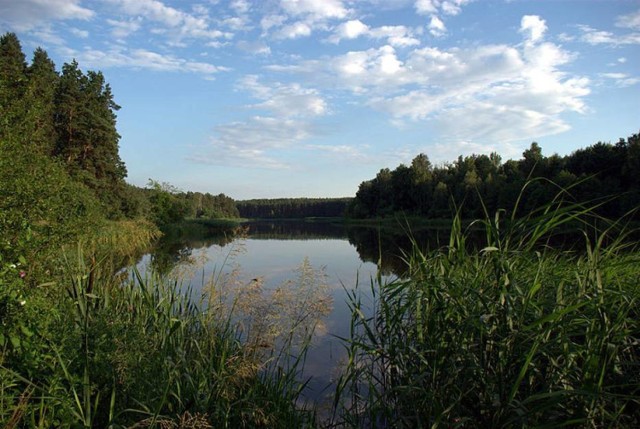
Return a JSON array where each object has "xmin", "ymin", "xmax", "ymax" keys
[{"xmin": 139, "ymin": 221, "xmax": 452, "ymax": 404}]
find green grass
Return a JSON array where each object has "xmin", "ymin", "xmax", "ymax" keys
[
  {"xmin": 333, "ymin": 193, "xmax": 640, "ymax": 428},
  {"xmin": 0, "ymin": 234, "xmax": 315, "ymax": 428}
]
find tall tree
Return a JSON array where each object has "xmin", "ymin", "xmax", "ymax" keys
[
  {"xmin": 54, "ymin": 62, "xmax": 127, "ymax": 217},
  {"xmin": 0, "ymin": 32, "xmax": 28, "ymax": 141},
  {"xmin": 24, "ymin": 48, "xmax": 59, "ymax": 154},
  {"xmin": 54, "ymin": 60, "xmax": 88, "ymax": 170}
]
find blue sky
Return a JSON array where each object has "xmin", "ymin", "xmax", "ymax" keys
[{"xmin": 1, "ymin": 0, "xmax": 639, "ymax": 199}]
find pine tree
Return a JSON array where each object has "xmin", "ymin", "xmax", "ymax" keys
[
  {"xmin": 54, "ymin": 60, "xmax": 88, "ymax": 170},
  {"xmin": 24, "ymin": 48, "xmax": 59, "ymax": 155},
  {"xmin": 0, "ymin": 32, "xmax": 28, "ymax": 142}
]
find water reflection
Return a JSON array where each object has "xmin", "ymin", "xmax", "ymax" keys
[
  {"xmin": 149, "ymin": 220, "xmax": 453, "ymax": 278},
  {"xmin": 141, "ymin": 220, "xmax": 451, "ymax": 406}
]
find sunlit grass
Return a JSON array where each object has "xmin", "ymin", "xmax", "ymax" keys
[
  {"xmin": 1, "ymin": 238, "xmax": 321, "ymax": 428},
  {"xmin": 333, "ymin": 190, "xmax": 640, "ymax": 428}
]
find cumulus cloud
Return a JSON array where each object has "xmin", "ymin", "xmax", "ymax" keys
[
  {"xmin": 428, "ymin": 15, "xmax": 446, "ymax": 37},
  {"xmin": 105, "ymin": 0, "xmax": 232, "ymax": 41},
  {"xmin": 415, "ymin": 0, "xmax": 471, "ymax": 16},
  {"xmin": 276, "ymin": 21, "xmax": 313, "ymax": 39},
  {"xmin": 239, "ymin": 75, "xmax": 328, "ymax": 118},
  {"xmin": 520, "ymin": 15, "xmax": 547, "ymax": 43},
  {"xmin": 329, "ymin": 20, "xmax": 420, "ymax": 47},
  {"xmin": 331, "ymin": 19, "xmax": 370, "ymax": 41},
  {"xmin": 270, "ymin": 16, "xmax": 590, "ymax": 144},
  {"xmin": 416, "ymin": 0, "xmax": 470, "ymax": 39},
  {"xmin": 280, "ymin": 0, "xmax": 349, "ymax": 21},
  {"xmin": 265, "ymin": 0, "xmax": 352, "ymax": 39},
  {"xmin": 0, "ymin": 0, "xmax": 94, "ymax": 31}
]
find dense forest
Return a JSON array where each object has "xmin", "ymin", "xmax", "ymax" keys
[
  {"xmin": 237, "ymin": 197, "xmax": 351, "ymax": 219},
  {"xmin": 348, "ymin": 138, "xmax": 640, "ymax": 220}
]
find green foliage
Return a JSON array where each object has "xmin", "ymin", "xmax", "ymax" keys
[
  {"xmin": 237, "ymin": 198, "xmax": 351, "ymax": 219},
  {"xmin": 145, "ymin": 180, "xmax": 190, "ymax": 227},
  {"xmin": 0, "ymin": 140, "xmax": 102, "ymax": 279},
  {"xmin": 1, "ymin": 32, "xmax": 133, "ymax": 221},
  {"xmin": 183, "ymin": 191, "xmax": 239, "ymax": 219},
  {"xmin": 0, "ymin": 248, "xmax": 316, "ymax": 428},
  {"xmin": 334, "ymin": 193, "xmax": 640, "ymax": 428},
  {"xmin": 348, "ymin": 134, "xmax": 640, "ymax": 221}
]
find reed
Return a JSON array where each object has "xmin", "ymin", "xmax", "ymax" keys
[
  {"xmin": 1, "ymin": 243, "xmax": 316, "ymax": 428},
  {"xmin": 333, "ymin": 188, "xmax": 640, "ymax": 428}
]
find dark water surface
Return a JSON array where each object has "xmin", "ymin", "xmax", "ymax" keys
[{"xmin": 138, "ymin": 220, "xmax": 452, "ymax": 405}]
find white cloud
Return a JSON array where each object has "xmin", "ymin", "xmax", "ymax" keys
[
  {"xmin": 106, "ymin": 0, "xmax": 231, "ymax": 41},
  {"xmin": 440, "ymin": 0, "xmax": 470, "ymax": 16},
  {"xmin": 280, "ymin": 0, "xmax": 349, "ymax": 21},
  {"xmin": 261, "ymin": 14, "xmax": 287, "ymax": 32},
  {"xmin": 230, "ymin": 0, "xmax": 251, "ymax": 15},
  {"xmin": 415, "ymin": 0, "xmax": 438, "ymax": 15},
  {"xmin": 615, "ymin": 9, "xmax": 640, "ymax": 30},
  {"xmin": 0, "ymin": 0, "xmax": 94, "ymax": 31},
  {"xmin": 520, "ymin": 15, "xmax": 547, "ymax": 43},
  {"xmin": 265, "ymin": 0, "xmax": 352, "ymax": 39},
  {"xmin": 371, "ymin": 25, "xmax": 421, "ymax": 47},
  {"xmin": 416, "ymin": 0, "xmax": 471, "ymax": 40},
  {"xmin": 428, "ymin": 15, "xmax": 446, "ymax": 37},
  {"xmin": 415, "ymin": 0, "xmax": 471, "ymax": 16},
  {"xmin": 236, "ymin": 40, "xmax": 271, "ymax": 55},
  {"xmin": 107, "ymin": 18, "xmax": 142, "ymax": 39},
  {"xmin": 578, "ymin": 24, "xmax": 640, "ymax": 46},
  {"xmin": 70, "ymin": 28, "xmax": 89, "ymax": 38},
  {"xmin": 190, "ymin": 115, "xmax": 318, "ymax": 169},
  {"xmin": 68, "ymin": 46, "xmax": 228, "ymax": 76},
  {"xmin": 239, "ymin": 75, "xmax": 328, "ymax": 118},
  {"xmin": 332, "ymin": 19, "xmax": 370, "ymax": 41},
  {"xmin": 276, "ymin": 21, "xmax": 313, "ymax": 39},
  {"xmin": 600, "ymin": 72, "xmax": 640, "ymax": 88},
  {"xmin": 191, "ymin": 76, "xmax": 330, "ymax": 169},
  {"xmin": 329, "ymin": 21, "xmax": 420, "ymax": 47},
  {"xmin": 270, "ymin": 18, "xmax": 589, "ymax": 144}
]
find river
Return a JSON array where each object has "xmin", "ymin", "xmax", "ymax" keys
[{"xmin": 136, "ymin": 220, "xmax": 453, "ymax": 407}]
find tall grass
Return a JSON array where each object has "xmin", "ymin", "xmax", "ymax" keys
[
  {"xmin": 1, "ymin": 243, "xmax": 316, "ymax": 427},
  {"xmin": 333, "ymin": 191, "xmax": 640, "ymax": 428}
]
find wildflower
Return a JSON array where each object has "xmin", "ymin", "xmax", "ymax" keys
[
  {"xmin": 19, "ymin": 271, "xmax": 26, "ymax": 278},
  {"xmin": 19, "ymin": 300, "xmax": 26, "ymax": 306}
]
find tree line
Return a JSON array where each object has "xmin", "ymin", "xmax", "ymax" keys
[
  {"xmin": 236, "ymin": 198, "xmax": 352, "ymax": 219},
  {"xmin": 347, "ymin": 137, "xmax": 640, "ymax": 220}
]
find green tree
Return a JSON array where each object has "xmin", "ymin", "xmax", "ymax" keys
[
  {"xmin": 24, "ymin": 48, "xmax": 59, "ymax": 155},
  {"xmin": 0, "ymin": 32, "xmax": 28, "ymax": 141},
  {"xmin": 54, "ymin": 61, "xmax": 128, "ymax": 217},
  {"xmin": 146, "ymin": 180, "xmax": 189, "ymax": 226},
  {"xmin": 391, "ymin": 164, "xmax": 413, "ymax": 212}
]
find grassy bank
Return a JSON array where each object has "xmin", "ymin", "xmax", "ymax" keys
[
  {"xmin": 0, "ymin": 221, "xmax": 316, "ymax": 428},
  {"xmin": 333, "ymin": 202, "xmax": 640, "ymax": 427}
]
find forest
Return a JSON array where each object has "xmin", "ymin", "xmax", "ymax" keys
[
  {"xmin": 236, "ymin": 197, "xmax": 351, "ymax": 219},
  {"xmin": 348, "ymin": 138, "xmax": 640, "ymax": 220}
]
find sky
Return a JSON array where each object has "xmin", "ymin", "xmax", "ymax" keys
[{"xmin": 1, "ymin": 0, "xmax": 639, "ymax": 199}]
